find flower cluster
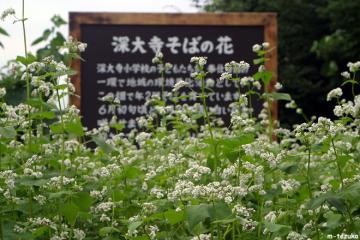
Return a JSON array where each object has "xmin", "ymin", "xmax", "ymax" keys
[{"xmin": 0, "ymin": 36, "xmax": 359, "ymax": 240}]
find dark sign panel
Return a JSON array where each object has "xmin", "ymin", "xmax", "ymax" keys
[{"xmin": 70, "ymin": 13, "xmax": 277, "ymax": 132}]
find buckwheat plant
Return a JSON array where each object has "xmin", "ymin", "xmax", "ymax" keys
[{"xmin": 0, "ymin": 1, "xmax": 360, "ymax": 240}]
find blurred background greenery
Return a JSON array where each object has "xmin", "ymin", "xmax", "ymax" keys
[{"xmin": 194, "ymin": 0, "xmax": 360, "ymax": 126}]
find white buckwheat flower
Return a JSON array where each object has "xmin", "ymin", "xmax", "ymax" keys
[
  {"xmin": 147, "ymin": 225, "xmax": 159, "ymax": 240},
  {"xmin": 326, "ymin": 87, "xmax": 343, "ymax": 101},
  {"xmin": 0, "ymin": 88, "xmax": 6, "ymax": 98},
  {"xmin": 274, "ymin": 82, "xmax": 283, "ymax": 90},
  {"xmin": 73, "ymin": 229, "xmax": 86, "ymax": 240},
  {"xmin": 152, "ymin": 51, "xmax": 163, "ymax": 64},
  {"xmin": 191, "ymin": 234, "xmax": 211, "ymax": 240},
  {"xmin": 190, "ymin": 56, "xmax": 207, "ymax": 67},
  {"xmin": 262, "ymin": 42, "xmax": 270, "ymax": 49},
  {"xmin": 285, "ymin": 100, "xmax": 297, "ymax": 109},
  {"xmin": 341, "ymin": 71, "xmax": 350, "ymax": 79},
  {"xmin": 173, "ymin": 80, "xmax": 190, "ymax": 92},
  {"xmin": 206, "ymin": 78, "xmax": 215, "ymax": 87},
  {"xmin": 252, "ymin": 44, "xmax": 261, "ymax": 52},
  {"xmin": 220, "ymin": 72, "xmax": 232, "ymax": 81},
  {"xmin": 264, "ymin": 211, "xmax": 277, "ymax": 222}
]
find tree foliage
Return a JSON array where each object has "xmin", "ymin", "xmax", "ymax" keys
[{"xmin": 194, "ymin": 0, "xmax": 360, "ymax": 126}]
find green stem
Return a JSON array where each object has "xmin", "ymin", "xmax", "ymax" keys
[
  {"xmin": 201, "ymin": 74, "xmax": 218, "ymax": 176},
  {"xmin": 257, "ymin": 197, "xmax": 263, "ymax": 239},
  {"xmin": 306, "ymin": 144, "xmax": 320, "ymax": 239},
  {"xmin": 265, "ymin": 84, "xmax": 273, "ymax": 142},
  {"xmin": 21, "ymin": 0, "xmax": 30, "ymax": 100},
  {"xmin": 248, "ymin": 86, "xmax": 253, "ymax": 118},
  {"xmin": 0, "ymin": 216, "xmax": 3, "ymax": 240},
  {"xmin": 232, "ymin": 222, "xmax": 235, "ymax": 239},
  {"xmin": 330, "ymin": 139, "xmax": 354, "ymax": 230},
  {"xmin": 236, "ymin": 77, "xmax": 241, "ymax": 113},
  {"xmin": 351, "ymin": 72, "xmax": 357, "ymax": 98},
  {"xmin": 306, "ymin": 144, "xmax": 313, "ymax": 198},
  {"xmin": 29, "ymin": 188, "xmax": 33, "ymax": 217},
  {"xmin": 55, "ymin": 87, "xmax": 66, "ymax": 185},
  {"xmin": 161, "ymin": 63, "xmax": 165, "ymax": 101},
  {"xmin": 210, "ymin": 224, "xmax": 214, "ymax": 240},
  {"xmin": 20, "ymin": 0, "xmax": 33, "ymax": 153},
  {"xmin": 331, "ymin": 138, "xmax": 344, "ymax": 186}
]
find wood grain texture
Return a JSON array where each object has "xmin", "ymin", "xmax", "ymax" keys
[{"xmin": 69, "ymin": 12, "xmax": 278, "ymax": 119}]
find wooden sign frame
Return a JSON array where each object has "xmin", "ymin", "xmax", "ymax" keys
[{"xmin": 69, "ymin": 12, "xmax": 278, "ymax": 121}]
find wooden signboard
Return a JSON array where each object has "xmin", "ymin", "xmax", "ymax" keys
[{"xmin": 69, "ymin": 12, "xmax": 277, "ymax": 132}]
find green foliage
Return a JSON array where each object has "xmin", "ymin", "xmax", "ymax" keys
[
  {"xmin": 0, "ymin": 26, "xmax": 9, "ymax": 48},
  {"xmin": 31, "ymin": 15, "xmax": 68, "ymax": 63},
  {"xmin": 1, "ymin": 5, "xmax": 360, "ymax": 239},
  {"xmin": 0, "ymin": 15, "xmax": 68, "ymax": 106},
  {"xmin": 195, "ymin": 0, "xmax": 360, "ymax": 126}
]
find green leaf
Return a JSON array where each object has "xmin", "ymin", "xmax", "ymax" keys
[
  {"xmin": 206, "ymin": 155, "xmax": 216, "ymax": 171},
  {"xmin": 265, "ymin": 92, "xmax": 292, "ymax": 101},
  {"xmin": 264, "ymin": 222, "xmax": 291, "ymax": 236},
  {"xmin": 253, "ymin": 58, "xmax": 265, "ymax": 65},
  {"xmin": 185, "ymin": 202, "xmax": 232, "ymax": 230},
  {"xmin": 32, "ymin": 226, "xmax": 50, "ymax": 238},
  {"xmin": 208, "ymin": 202, "xmax": 232, "ymax": 220},
  {"xmin": 123, "ymin": 166, "xmax": 143, "ymax": 179},
  {"xmin": 185, "ymin": 204, "xmax": 212, "ymax": 230},
  {"xmin": 92, "ymin": 136, "xmax": 116, "ymax": 154},
  {"xmin": 341, "ymin": 79, "xmax": 359, "ymax": 86},
  {"xmin": 217, "ymin": 135, "xmax": 254, "ymax": 163},
  {"xmin": 111, "ymin": 122, "xmax": 125, "ymax": 131},
  {"xmin": 337, "ymin": 155, "xmax": 351, "ymax": 168},
  {"xmin": 279, "ymin": 163, "xmax": 298, "ymax": 174},
  {"xmin": 50, "ymin": 32, "xmax": 65, "ymax": 48},
  {"xmin": 31, "ymin": 36, "xmax": 44, "ymax": 46},
  {"xmin": 99, "ymin": 227, "xmax": 119, "ymax": 237},
  {"xmin": 73, "ymin": 192, "xmax": 93, "ymax": 212},
  {"xmin": 16, "ymin": 54, "xmax": 36, "ymax": 66},
  {"xmin": 60, "ymin": 202, "xmax": 79, "ymax": 226},
  {"xmin": 17, "ymin": 177, "xmax": 47, "ymax": 187},
  {"xmin": 32, "ymin": 29, "xmax": 52, "ymax": 46},
  {"xmin": 52, "ymin": 84, "xmax": 69, "ymax": 90},
  {"xmin": 26, "ymin": 98, "xmax": 49, "ymax": 108},
  {"xmin": 50, "ymin": 122, "xmax": 64, "ymax": 134},
  {"xmin": 253, "ymin": 71, "xmax": 272, "ymax": 85},
  {"xmin": 325, "ymin": 213, "xmax": 342, "ymax": 229},
  {"xmin": 31, "ymin": 111, "xmax": 56, "ymax": 120},
  {"xmin": 65, "ymin": 120, "xmax": 84, "ymax": 136},
  {"xmin": 131, "ymin": 236, "xmax": 149, "ymax": 240},
  {"xmin": 212, "ymin": 218, "xmax": 237, "ymax": 225},
  {"xmin": 327, "ymin": 197, "xmax": 347, "ymax": 214},
  {"xmin": 0, "ymin": 27, "xmax": 9, "ymax": 36},
  {"xmin": 128, "ymin": 221, "xmax": 143, "ymax": 231},
  {"xmin": 49, "ymin": 190, "xmax": 74, "ymax": 199},
  {"xmin": 51, "ymin": 15, "xmax": 67, "ymax": 27},
  {"xmin": 308, "ymin": 193, "xmax": 330, "ymax": 209},
  {"xmin": 0, "ymin": 126, "xmax": 16, "ymax": 139},
  {"xmin": 339, "ymin": 182, "xmax": 360, "ymax": 206},
  {"xmin": 164, "ymin": 209, "xmax": 184, "ymax": 225}
]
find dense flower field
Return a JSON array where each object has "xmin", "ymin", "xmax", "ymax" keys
[{"xmin": 1, "ymin": 4, "xmax": 360, "ymax": 240}]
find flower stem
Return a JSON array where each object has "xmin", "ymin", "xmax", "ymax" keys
[
  {"xmin": 331, "ymin": 138, "xmax": 344, "ymax": 186},
  {"xmin": 306, "ymin": 144, "xmax": 313, "ymax": 198},
  {"xmin": 201, "ymin": 75, "xmax": 218, "ymax": 176},
  {"xmin": 55, "ymin": 87, "xmax": 66, "ymax": 186},
  {"xmin": 21, "ymin": 0, "xmax": 30, "ymax": 100},
  {"xmin": 265, "ymin": 84, "xmax": 273, "ymax": 142}
]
